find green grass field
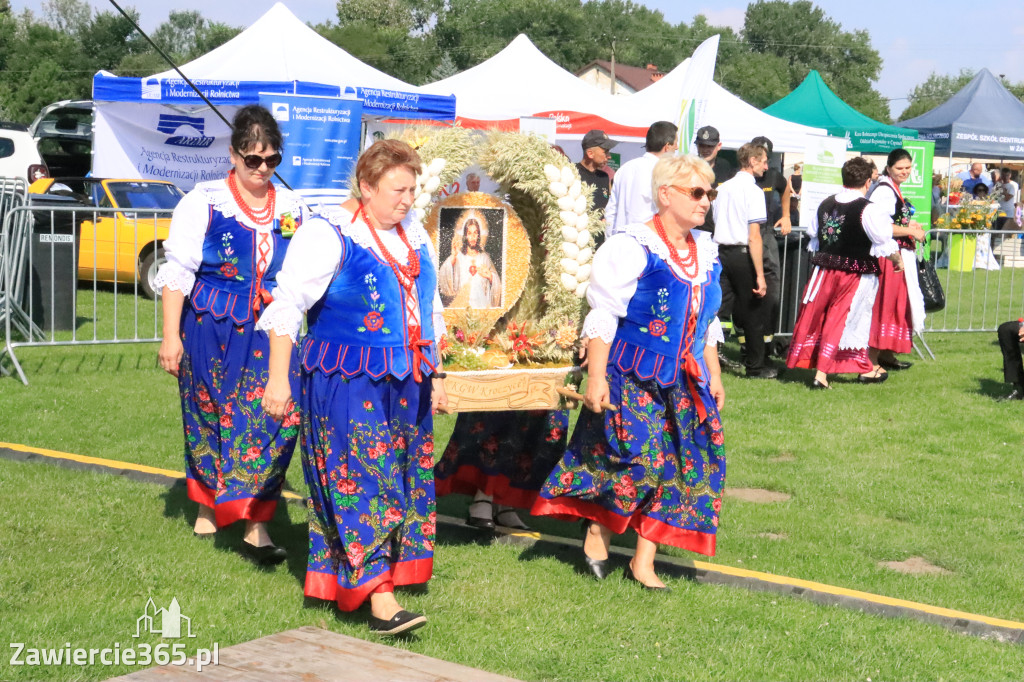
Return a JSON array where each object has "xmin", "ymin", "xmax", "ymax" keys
[{"xmin": 2, "ymin": 326, "xmax": 1024, "ymax": 680}]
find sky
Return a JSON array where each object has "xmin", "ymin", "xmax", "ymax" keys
[{"xmin": 13, "ymin": 0, "xmax": 1024, "ymax": 119}]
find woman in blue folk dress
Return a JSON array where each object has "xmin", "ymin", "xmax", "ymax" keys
[
  {"xmin": 531, "ymin": 155, "xmax": 726, "ymax": 591},
  {"xmin": 260, "ymin": 140, "xmax": 447, "ymax": 636},
  {"xmin": 157, "ymin": 105, "xmax": 304, "ymax": 565}
]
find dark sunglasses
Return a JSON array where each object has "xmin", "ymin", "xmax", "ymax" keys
[
  {"xmin": 670, "ymin": 185, "xmax": 717, "ymax": 201},
  {"xmin": 237, "ymin": 150, "xmax": 282, "ymax": 170}
]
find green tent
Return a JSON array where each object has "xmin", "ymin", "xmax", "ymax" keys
[{"xmin": 764, "ymin": 70, "xmax": 917, "ymax": 153}]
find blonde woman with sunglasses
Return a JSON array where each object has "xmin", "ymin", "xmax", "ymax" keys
[
  {"xmin": 532, "ymin": 155, "xmax": 726, "ymax": 591},
  {"xmin": 156, "ymin": 104, "xmax": 308, "ymax": 565}
]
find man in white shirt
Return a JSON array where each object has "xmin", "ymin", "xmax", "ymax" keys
[
  {"xmin": 994, "ymin": 167, "xmax": 1019, "ymax": 232},
  {"xmin": 604, "ymin": 121, "xmax": 677, "ymax": 237},
  {"xmin": 713, "ymin": 143, "xmax": 774, "ymax": 378}
]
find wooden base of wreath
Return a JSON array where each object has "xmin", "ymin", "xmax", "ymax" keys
[{"xmin": 443, "ymin": 367, "xmax": 579, "ymax": 412}]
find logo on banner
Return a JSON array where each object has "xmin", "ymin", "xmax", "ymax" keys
[
  {"xmin": 141, "ymin": 77, "xmax": 162, "ymax": 100},
  {"xmin": 292, "ymin": 156, "xmax": 302, "ymax": 166},
  {"xmin": 272, "ymin": 103, "xmax": 290, "ymax": 122},
  {"xmin": 156, "ymin": 114, "xmax": 215, "ymax": 148},
  {"xmin": 905, "ymin": 146, "xmax": 925, "ymax": 189}
]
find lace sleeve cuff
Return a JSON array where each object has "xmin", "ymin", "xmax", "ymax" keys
[
  {"xmin": 706, "ymin": 317, "xmax": 724, "ymax": 347},
  {"xmin": 871, "ymin": 239, "xmax": 899, "ymax": 258},
  {"xmin": 582, "ymin": 309, "xmax": 618, "ymax": 343},
  {"xmin": 255, "ymin": 301, "xmax": 304, "ymax": 343},
  {"xmin": 153, "ymin": 261, "xmax": 195, "ymax": 295}
]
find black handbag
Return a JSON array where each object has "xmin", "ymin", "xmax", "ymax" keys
[{"xmin": 917, "ymin": 256, "xmax": 945, "ymax": 312}]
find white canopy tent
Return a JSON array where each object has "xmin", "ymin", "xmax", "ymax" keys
[
  {"xmin": 619, "ymin": 58, "xmax": 827, "ymax": 153},
  {"xmin": 150, "ymin": 2, "xmax": 418, "ymax": 91}
]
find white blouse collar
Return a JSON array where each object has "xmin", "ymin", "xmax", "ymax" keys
[
  {"xmin": 319, "ymin": 205, "xmax": 429, "ymax": 251},
  {"xmin": 195, "ymin": 179, "xmax": 305, "ymax": 232},
  {"xmin": 621, "ymin": 222, "xmax": 718, "ymax": 282}
]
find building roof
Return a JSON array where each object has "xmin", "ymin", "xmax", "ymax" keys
[{"xmin": 577, "ymin": 60, "xmax": 664, "ymax": 93}]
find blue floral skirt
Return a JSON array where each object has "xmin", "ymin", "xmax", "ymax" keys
[
  {"xmin": 301, "ymin": 370, "xmax": 435, "ymax": 611},
  {"xmin": 434, "ymin": 410, "xmax": 569, "ymax": 508},
  {"xmin": 177, "ymin": 306, "xmax": 301, "ymax": 526},
  {"xmin": 531, "ymin": 365, "xmax": 725, "ymax": 556}
]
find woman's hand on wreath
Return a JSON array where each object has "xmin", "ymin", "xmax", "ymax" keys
[
  {"xmin": 584, "ymin": 376, "xmax": 610, "ymax": 413},
  {"xmin": 262, "ymin": 377, "xmax": 292, "ymax": 421}
]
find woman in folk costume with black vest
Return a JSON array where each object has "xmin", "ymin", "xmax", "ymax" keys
[
  {"xmin": 156, "ymin": 105, "xmax": 306, "ymax": 564},
  {"xmin": 532, "ymin": 155, "xmax": 726, "ymax": 591},
  {"xmin": 864, "ymin": 149, "xmax": 927, "ymax": 380},
  {"xmin": 786, "ymin": 157, "xmax": 900, "ymax": 388},
  {"xmin": 259, "ymin": 140, "xmax": 447, "ymax": 636}
]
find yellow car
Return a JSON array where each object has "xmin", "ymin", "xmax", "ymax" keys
[{"xmin": 28, "ymin": 177, "xmax": 185, "ymax": 298}]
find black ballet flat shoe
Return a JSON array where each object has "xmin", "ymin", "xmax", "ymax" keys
[
  {"xmin": 624, "ymin": 566, "xmax": 671, "ymax": 593},
  {"xmin": 581, "ymin": 520, "xmax": 608, "ymax": 580},
  {"xmin": 857, "ymin": 369, "xmax": 889, "ymax": 384},
  {"xmin": 878, "ymin": 358, "xmax": 913, "ymax": 371},
  {"xmin": 810, "ymin": 378, "xmax": 831, "ymax": 390},
  {"xmin": 239, "ymin": 541, "xmax": 287, "ymax": 566},
  {"xmin": 466, "ymin": 500, "xmax": 496, "ymax": 531},
  {"xmin": 494, "ymin": 508, "xmax": 532, "ymax": 531},
  {"xmin": 192, "ymin": 530, "xmax": 215, "ymax": 539},
  {"xmin": 368, "ymin": 610, "xmax": 427, "ymax": 636}
]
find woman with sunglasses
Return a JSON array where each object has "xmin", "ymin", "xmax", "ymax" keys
[
  {"xmin": 532, "ymin": 155, "xmax": 726, "ymax": 591},
  {"xmin": 863, "ymin": 149, "xmax": 927, "ymax": 381},
  {"xmin": 258, "ymin": 139, "xmax": 446, "ymax": 636},
  {"xmin": 156, "ymin": 104, "xmax": 305, "ymax": 565}
]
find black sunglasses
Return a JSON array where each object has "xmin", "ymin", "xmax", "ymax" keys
[{"xmin": 237, "ymin": 150, "xmax": 282, "ymax": 170}]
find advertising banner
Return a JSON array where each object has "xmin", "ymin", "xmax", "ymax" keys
[
  {"xmin": 675, "ymin": 34, "xmax": 720, "ymax": 153},
  {"xmin": 800, "ymin": 134, "xmax": 848, "ymax": 229},
  {"xmin": 93, "ymin": 102, "xmax": 235, "ymax": 190},
  {"xmin": 259, "ymin": 93, "xmax": 362, "ymax": 193},
  {"xmin": 900, "ymin": 138, "xmax": 935, "ymax": 222}
]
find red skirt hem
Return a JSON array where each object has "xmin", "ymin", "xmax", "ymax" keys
[
  {"xmin": 869, "ymin": 257, "xmax": 913, "ymax": 353},
  {"xmin": 531, "ymin": 496, "xmax": 716, "ymax": 556},
  {"xmin": 435, "ymin": 466, "xmax": 541, "ymax": 509},
  {"xmin": 187, "ymin": 477, "xmax": 277, "ymax": 525},
  {"xmin": 304, "ymin": 557, "xmax": 433, "ymax": 612}
]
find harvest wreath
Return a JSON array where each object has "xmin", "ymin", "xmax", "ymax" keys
[{"xmin": 390, "ymin": 126, "xmax": 602, "ymax": 411}]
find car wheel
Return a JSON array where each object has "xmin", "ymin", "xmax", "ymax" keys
[{"xmin": 139, "ymin": 246, "xmax": 165, "ymax": 299}]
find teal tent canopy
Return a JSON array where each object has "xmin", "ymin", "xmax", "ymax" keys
[{"xmin": 764, "ymin": 70, "xmax": 917, "ymax": 153}]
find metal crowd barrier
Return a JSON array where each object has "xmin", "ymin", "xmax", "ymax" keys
[
  {"xmin": 1, "ymin": 203, "xmax": 173, "ymax": 384},
  {"xmin": 772, "ymin": 226, "xmax": 1024, "ymax": 338}
]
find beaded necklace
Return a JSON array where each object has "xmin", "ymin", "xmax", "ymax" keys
[
  {"xmin": 227, "ymin": 170, "xmax": 276, "ymax": 225},
  {"xmin": 356, "ymin": 202, "xmax": 420, "ymax": 290},
  {"xmin": 652, "ymin": 214, "xmax": 699, "ymax": 278}
]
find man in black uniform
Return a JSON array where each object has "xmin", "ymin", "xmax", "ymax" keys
[
  {"xmin": 694, "ymin": 125, "xmax": 735, "ymax": 236},
  {"xmin": 576, "ymin": 129, "xmax": 617, "ymax": 219},
  {"xmin": 750, "ymin": 135, "xmax": 793, "ymax": 358}
]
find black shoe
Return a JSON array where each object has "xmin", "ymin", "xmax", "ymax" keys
[
  {"xmin": 494, "ymin": 507, "xmax": 531, "ymax": 531},
  {"xmin": 745, "ymin": 367, "xmax": 778, "ymax": 379},
  {"xmin": 857, "ymin": 370, "xmax": 889, "ymax": 384},
  {"xmin": 879, "ymin": 358, "xmax": 913, "ymax": 370},
  {"xmin": 624, "ymin": 565, "xmax": 671, "ymax": 593},
  {"xmin": 466, "ymin": 500, "xmax": 496, "ymax": 530},
  {"xmin": 718, "ymin": 353, "xmax": 743, "ymax": 371},
  {"xmin": 998, "ymin": 388, "xmax": 1024, "ymax": 401},
  {"xmin": 193, "ymin": 530, "xmax": 215, "ymax": 539},
  {"xmin": 239, "ymin": 541, "xmax": 287, "ymax": 566},
  {"xmin": 810, "ymin": 378, "xmax": 831, "ymax": 390},
  {"xmin": 581, "ymin": 520, "xmax": 608, "ymax": 580},
  {"xmin": 368, "ymin": 610, "xmax": 426, "ymax": 636}
]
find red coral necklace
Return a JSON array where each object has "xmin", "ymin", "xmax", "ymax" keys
[
  {"xmin": 652, "ymin": 214, "xmax": 699, "ymax": 278},
  {"xmin": 357, "ymin": 202, "xmax": 420, "ymax": 290},
  {"xmin": 227, "ymin": 170, "xmax": 276, "ymax": 225}
]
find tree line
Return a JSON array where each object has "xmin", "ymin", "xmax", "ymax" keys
[{"xmin": 2, "ymin": 0, "xmax": 1019, "ymax": 127}]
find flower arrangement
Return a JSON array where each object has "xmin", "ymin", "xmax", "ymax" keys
[{"xmin": 936, "ymin": 202, "xmax": 1003, "ymax": 230}]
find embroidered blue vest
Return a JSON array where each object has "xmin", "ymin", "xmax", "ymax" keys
[
  {"xmin": 190, "ymin": 207, "xmax": 296, "ymax": 324},
  {"xmin": 302, "ymin": 222, "xmax": 438, "ymax": 381},
  {"xmin": 609, "ymin": 245, "xmax": 722, "ymax": 416}
]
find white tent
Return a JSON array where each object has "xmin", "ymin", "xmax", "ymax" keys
[
  {"xmin": 620, "ymin": 58, "xmax": 826, "ymax": 153},
  {"xmin": 421, "ymin": 34, "xmax": 649, "ymax": 141},
  {"xmin": 150, "ymin": 2, "xmax": 418, "ymax": 92}
]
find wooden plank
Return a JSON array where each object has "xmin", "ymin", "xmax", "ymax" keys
[{"xmin": 109, "ymin": 627, "xmax": 521, "ymax": 682}]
